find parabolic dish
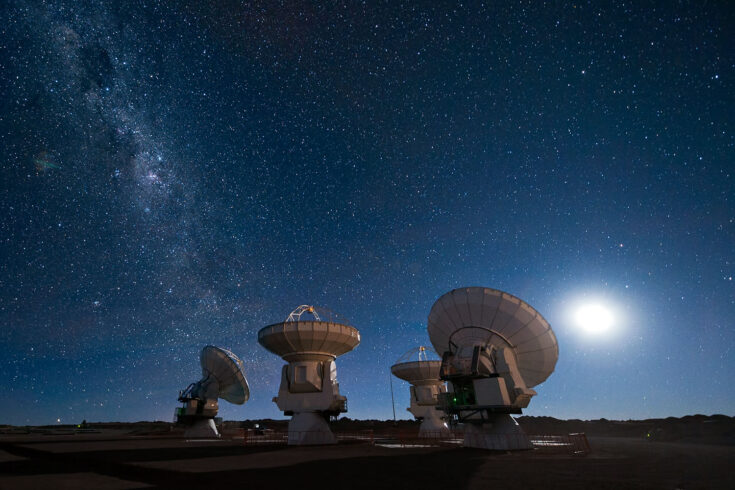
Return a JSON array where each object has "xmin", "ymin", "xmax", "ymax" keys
[
  {"xmin": 427, "ymin": 287, "xmax": 558, "ymax": 387},
  {"xmin": 200, "ymin": 345, "xmax": 250, "ymax": 404},
  {"xmin": 258, "ymin": 321, "xmax": 360, "ymax": 361},
  {"xmin": 391, "ymin": 360, "xmax": 442, "ymax": 384}
]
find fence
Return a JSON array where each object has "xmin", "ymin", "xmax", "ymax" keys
[
  {"xmin": 237, "ymin": 428, "xmax": 589, "ymax": 455},
  {"xmin": 240, "ymin": 429, "xmax": 374, "ymax": 446},
  {"xmin": 530, "ymin": 433, "xmax": 591, "ymax": 455},
  {"xmin": 376, "ymin": 430, "xmax": 463, "ymax": 447}
]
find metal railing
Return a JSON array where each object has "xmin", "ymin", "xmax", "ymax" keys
[
  {"xmin": 234, "ymin": 428, "xmax": 590, "ymax": 455},
  {"xmin": 529, "ymin": 433, "xmax": 591, "ymax": 455},
  {"xmin": 372, "ymin": 430, "xmax": 462, "ymax": 447},
  {"xmin": 376, "ymin": 430, "xmax": 591, "ymax": 455},
  {"xmin": 240, "ymin": 429, "xmax": 374, "ymax": 446},
  {"xmin": 463, "ymin": 431, "xmax": 534, "ymax": 450}
]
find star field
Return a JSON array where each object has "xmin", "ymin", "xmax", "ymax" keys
[{"xmin": 0, "ymin": 1, "xmax": 733, "ymax": 425}]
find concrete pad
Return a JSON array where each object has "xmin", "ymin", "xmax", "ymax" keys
[
  {"xmin": 20, "ymin": 437, "xmax": 234, "ymax": 454},
  {"xmin": 134, "ymin": 444, "xmax": 439, "ymax": 472},
  {"xmin": 0, "ymin": 472, "xmax": 152, "ymax": 489}
]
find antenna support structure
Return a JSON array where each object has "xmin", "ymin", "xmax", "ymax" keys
[
  {"xmin": 428, "ymin": 287, "xmax": 558, "ymax": 450},
  {"xmin": 175, "ymin": 346, "xmax": 250, "ymax": 438},
  {"xmin": 391, "ymin": 346, "xmax": 451, "ymax": 437},
  {"xmin": 258, "ymin": 305, "xmax": 360, "ymax": 445}
]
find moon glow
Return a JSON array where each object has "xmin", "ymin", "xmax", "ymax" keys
[{"xmin": 575, "ymin": 304, "xmax": 614, "ymax": 334}]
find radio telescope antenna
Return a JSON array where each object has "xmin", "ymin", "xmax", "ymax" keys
[
  {"xmin": 175, "ymin": 345, "xmax": 250, "ymax": 438},
  {"xmin": 258, "ymin": 305, "xmax": 360, "ymax": 445},
  {"xmin": 428, "ymin": 287, "xmax": 558, "ymax": 450},
  {"xmin": 391, "ymin": 346, "xmax": 450, "ymax": 437}
]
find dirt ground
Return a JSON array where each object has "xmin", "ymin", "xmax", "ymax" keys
[{"xmin": 0, "ymin": 432, "xmax": 732, "ymax": 489}]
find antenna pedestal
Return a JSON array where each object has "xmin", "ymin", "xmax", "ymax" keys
[
  {"xmin": 273, "ymin": 359, "xmax": 346, "ymax": 445},
  {"xmin": 391, "ymin": 355, "xmax": 450, "ymax": 438},
  {"xmin": 287, "ymin": 412, "xmax": 337, "ymax": 445},
  {"xmin": 184, "ymin": 419, "xmax": 219, "ymax": 439},
  {"xmin": 418, "ymin": 409, "xmax": 450, "ymax": 437},
  {"xmin": 463, "ymin": 414, "xmax": 532, "ymax": 450},
  {"xmin": 407, "ymin": 384, "xmax": 450, "ymax": 437}
]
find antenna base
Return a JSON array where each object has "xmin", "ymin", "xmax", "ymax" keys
[
  {"xmin": 184, "ymin": 419, "xmax": 220, "ymax": 439},
  {"xmin": 287, "ymin": 412, "xmax": 337, "ymax": 445},
  {"xmin": 417, "ymin": 410, "xmax": 451, "ymax": 437},
  {"xmin": 462, "ymin": 414, "xmax": 532, "ymax": 450}
]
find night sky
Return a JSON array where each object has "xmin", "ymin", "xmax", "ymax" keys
[{"xmin": 1, "ymin": 1, "xmax": 733, "ymax": 426}]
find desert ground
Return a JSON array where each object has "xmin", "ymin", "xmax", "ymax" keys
[{"xmin": 0, "ymin": 416, "xmax": 732, "ymax": 489}]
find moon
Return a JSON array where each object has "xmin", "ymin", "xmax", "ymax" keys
[{"xmin": 575, "ymin": 303, "xmax": 614, "ymax": 334}]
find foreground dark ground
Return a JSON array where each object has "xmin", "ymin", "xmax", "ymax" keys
[{"xmin": 1, "ymin": 420, "xmax": 733, "ymax": 490}]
